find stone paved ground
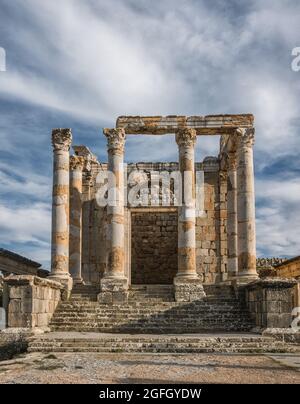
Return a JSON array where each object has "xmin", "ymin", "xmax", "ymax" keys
[{"xmin": 0, "ymin": 352, "xmax": 299, "ymax": 384}]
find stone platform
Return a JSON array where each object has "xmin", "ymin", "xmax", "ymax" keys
[{"xmin": 27, "ymin": 332, "xmax": 300, "ymax": 354}]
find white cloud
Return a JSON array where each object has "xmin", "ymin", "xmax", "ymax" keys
[
  {"xmin": 256, "ymin": 177, "xmax": 300, "ymax": 256},
  {"xmin": 0, "ymin": 203, "xmax": 51, "ymax": 244},
  {"xmin": 0, "ymin": 163, "xmax": 51, "ymax": 200}
]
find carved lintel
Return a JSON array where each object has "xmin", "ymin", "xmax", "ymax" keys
[
  {"xmin": 52, "ymin": 129, "xmax": 72, "ymax": 152},
  {"xmin": 235, "ymin": 128, "xmax": 255, "ymax": 148},
  {"xmin": 70, "ymin": 155, "xmax": 84, "ymax": 171},
  {"xmin": 175, "ymin": 128, "xmax": 197, "ymax": 148},
  {"xmin": 103, "ymin": 128, "xmax": 126, "ymax": 154}
]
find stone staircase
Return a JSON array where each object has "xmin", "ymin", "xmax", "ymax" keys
[
  {"xmin": 27, "ymin": 284, "xmax": 300, "ymax": 354},
  {"xmin": 128, "ymin": 285, "xmax": 175, "ymax": 302},
  {"xmin": 70, "ymin": 284, "xmax": 99, "ymax": 302},
  {"xmin": 28, "ymin": 332, "xmax": 300, "ymax": 354},
  {"xmin": 48, "ymin": 284, "xmax": 255, "ymax": 334}
]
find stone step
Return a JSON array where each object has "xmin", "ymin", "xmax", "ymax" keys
[
  {"xmin": 51, "ymin": 311, "xmax": 252, "ymax": 318},
  {"xmin": 51, "ymin": 326, "xmax": 253, "ymax": 335},
  {"xmin": 28, "ymin": 332, "xmax": 300, "ymax": 353},
  {"xmin": 50, "ymin": 319, "xmax": 253, "ymax": 325},
  {"xmin": 56, "ymin": 302, "xmax": 248, "ymax": 308},
  {"xmin": 54, "ymin": 307, "xmax": 248, "ymax": 317},
  {"xmin": 58, "ymin": 304, "xmax": 244, "ymax": 310}
]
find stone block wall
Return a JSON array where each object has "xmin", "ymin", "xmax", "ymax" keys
[
  {"xmin": 245, "ymin": 278, "xmax": 297, "ymax": 329},
  {"xmin": 131, "ymin": 211, "xmax": 178, "ymax": 284},
  {"xmin": 3, "ymin": 275, "xmax": 63, "ymax": 329},
  {"xmin": 196, "ymin": 160, "xmax": 224, "ymax": 283}
]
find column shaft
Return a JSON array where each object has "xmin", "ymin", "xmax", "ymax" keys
[
  {"xmin": 227, "ymin": 152, "xmax": 238, "ymax": 277},
  {"xmin": 104, "ymin": 128, "xmax": 126, "ymax": 279},
  {"xmin": 50, "ymin": 129, "xmax": 73, "ymax": 291},
  {"xmin": 176, "ymin": 128, "xmax": 198, "ymax": 279},
  {"xmin": 236, "ymin": 128, "xmax": 258, "ymax": 280},
  {"xmin": 69, "ymin": 156, "xmax": 84, "ymax": 284}
]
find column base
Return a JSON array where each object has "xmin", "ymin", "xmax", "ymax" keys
[
  {"xmin": 73, "ymin": 278, "xmax": 85, "ymax": 285},
  {"xmin": 233, "ymin": 272, "xmax": 259, "ymax": 286},
  {"xmin": 98, "ymin": 277, "xmax": 128, "ymax": 305},
  {"xmin": 173, "ymin": 276, "xmax": 206, "ymax": 302},
  {"xmin": 48, "ymin": 273, "xmax": 73, "ymax": 299}
]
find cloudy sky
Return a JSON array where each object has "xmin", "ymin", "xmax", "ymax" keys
[{"xmin": 0, "ymin": 0, "xmax": 299, "ymax": 268}]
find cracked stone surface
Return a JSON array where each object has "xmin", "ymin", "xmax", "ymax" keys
[{"xmin": 0, "ymin": 352, "xmax": 299, "ymax": 384}]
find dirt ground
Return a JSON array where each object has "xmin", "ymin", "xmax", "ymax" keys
[{"xmin": 0, "ymin": 352, "xmax": 299, "ymax": 384}]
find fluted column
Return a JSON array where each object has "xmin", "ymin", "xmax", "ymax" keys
[
  {"xmin": 236, "ymin": 128, "xmax": 258, "ymax": 281},
  {"xmin": 50, "ymin": 129, "xmax": 73, "ymax": 291},
  {"xmin": 69, "ymin": 155, "xmax": 84, "ymax": 284},
  {"xmin": 227, "ymin": 151, "xmax": 238, "ymax": 278},
  {"xmin": 98, "ymin": 128, "xmax": 128, "ymax": 304},
  {"xmin": 173, "ymin": 129, "xmax": 205, "ymax": 301}
]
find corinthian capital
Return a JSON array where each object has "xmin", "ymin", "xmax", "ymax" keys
[
  {"xmin": 52, "ymin": 129, "xmax": 72, "ymax": 151},
  {"xmin": 70, "ymin": 156, "xmax": 84, "ymax": 171},
  {"xmin": 103, "ymin": 128, "xmax": 126, "ymax": 154},
  {"xmin": 235, "ymin": 128, "xmax": 255, "ymax": 148},
  {"xmin": 175, "ymin": 128, "xmax": 197, "ymax": 148}
]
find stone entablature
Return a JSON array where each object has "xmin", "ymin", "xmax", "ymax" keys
[{"xmin": 117, "ymin": 114, "xmax": 254, "ymax": 135}]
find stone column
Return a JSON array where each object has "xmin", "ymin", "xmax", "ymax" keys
[
  {"xmin": 98, "ymin": 128, "xmax": 128, "ymax": 304},
  {"xmin": 174, "ymin": 128, "xmax": 205, "ymax": 301},
  {"xmin": 49, "ymin": 129, "xmax": 73, "ymax": 292},
  {"xmin": 69, "ymin": 155, "xmax": 84, "ymax": 284},
  {"xmin": 227, "ymin": 151, "xmax": 238, "ymax": 278},
  {"xmin": 236, "ymin": 128, "xmax": 258, "ymax": 282}
]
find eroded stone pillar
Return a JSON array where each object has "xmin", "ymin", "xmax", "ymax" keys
[
  {"xmin": 69, "ymin": 155, "xmax": 84, "ymax": 284},
  {"xmin": 227, "ymin": 152, "xmax": 238, "ymax": 278},
  {"xmin": 49, "ymin": 129, "xmax": 73, "ymax": 292},
  {"xmin": 236, "ymin": 128, "xmax": 258, "ymax": 282},
  {"xmin": 174, "ymin": 128, "xmax": 205, "ymax": 301},
  {"xmin": 98, "ymin": 128, "xmax": 128, "ymax": 304}
]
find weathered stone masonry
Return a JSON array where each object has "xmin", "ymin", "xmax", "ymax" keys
[
  {"xmin": 63, "ymin": 115, "xmax": 260, "ymax": 301},
  {"xmin": 49, "ymin": 129, "xmax": 73, "ymax": 293},
  {"xmin": 3, "ymin": 114, "xmax": 299, "ymax": 335},
  {"xmin": 131, "ymin": 210, "xmax": 178, "ymax": 284}
]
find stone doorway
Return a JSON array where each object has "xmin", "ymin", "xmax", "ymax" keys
[{"xmin": 131, "ymin": 209, "xmax": 178, "ymax": 284}]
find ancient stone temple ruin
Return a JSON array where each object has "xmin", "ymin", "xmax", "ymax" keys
[
  {"xmin": 2, "ymin": 115, "xmax": 298, "ymax": 353},
  {"xmin": 50, "ymin": 115, "xmax": 258, "ymax": 303}
]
